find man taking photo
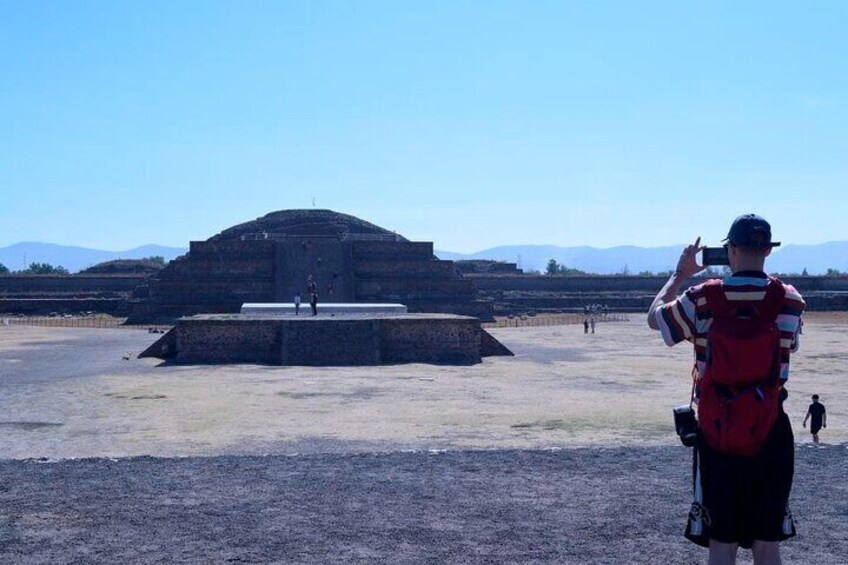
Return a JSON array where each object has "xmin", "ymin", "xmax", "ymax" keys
[{"xmin": 647, "ymin": 214, "xmax": 805, "ymax": 565}]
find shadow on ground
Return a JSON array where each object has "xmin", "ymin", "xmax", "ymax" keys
[{"xmin": 1, "ymin": 445, "xmax": 846, "ymax": 564}]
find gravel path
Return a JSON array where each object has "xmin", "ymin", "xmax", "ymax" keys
[{"xmin": 2, "ymin": 445, "xmax": 846, "ymax": 564}]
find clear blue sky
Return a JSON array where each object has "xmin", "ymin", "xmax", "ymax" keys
[{"xmin": 1, "ymin": 1, "xmax": 846, "ymax": 252}]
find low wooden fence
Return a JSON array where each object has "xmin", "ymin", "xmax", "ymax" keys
[
  {"xmin": 1, "ymin": 315, "xmax": 170, "ymax": 331},
  {"xmin": 4, "ymin": 312, "xmax": 629, "ymax": 331},
  {"xmin": 485, "ymin": 312, "xmax": 630, "ymax": 328}
]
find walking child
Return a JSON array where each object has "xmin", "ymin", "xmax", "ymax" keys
[{"xmin": 803, "ymin": 394, "xmax": 827, "ymax": 444}]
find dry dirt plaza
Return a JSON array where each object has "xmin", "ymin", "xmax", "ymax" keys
[{"xmin": 1, "ymin": 314, "xmax": 846, "ymax": 563}]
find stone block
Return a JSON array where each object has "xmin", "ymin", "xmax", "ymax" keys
[
  {"xmin": 280, "ymin": 318, "xmax": 382, "ymax": 366},
  {"xmin": 380, "ymin": 316, "xmax": 481, "ymax": 365},
  {"xmin": 175, "ymin": 317, "xmax": 281, "ymax": 364},
  {"xmin": 354, "ymin": 260, "xmax": 457, "ymax": 278}
]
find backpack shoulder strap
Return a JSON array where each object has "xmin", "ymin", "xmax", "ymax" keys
[
  {"xmin": 700, "ymin": 278, "xmax": 732, "ymax": 317},
  {"xmin": 760, "ymin": 276, "xmax": 787, "ymax": 321},
  {"xmin": 702, "ymin": 276, "xmax": 786, "ymax": 321}
]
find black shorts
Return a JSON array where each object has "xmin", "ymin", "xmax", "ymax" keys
[
  {"xmin": 685, "ymin": 412, "xmax": 795, "ymax": 549},
  {"xmin": 810, "ymin": 422, "xmax": 822, "ymax": 435}
]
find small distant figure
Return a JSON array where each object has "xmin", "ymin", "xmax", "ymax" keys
[
  {"xmin": 307, "ymin": 277, "xmax": 318, "ymax": 316},
  {"xmin": 590, "ymin": 314, "xmax": 596, "ymax": 334},
  {"xmin": 294, "ymin": 292, "xmax": 302, "ymax": 316},
  {"xmin": 310, "ymin": 290, "xmax": 318, "ymax": 316},
  {"xmin": 803, "ymin": 394, "xmax": 827, "ymax": 444}
]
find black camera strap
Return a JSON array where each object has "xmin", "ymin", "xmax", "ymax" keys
[{"xmin": 689, "ymin": 364, "xmax": 698, "ymax": 409}]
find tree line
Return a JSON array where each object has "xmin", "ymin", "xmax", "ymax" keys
[
  {"xmin": 0, "ymin": 262, "xmax": 69, "ymax": 275},
  {"xmin": 0, "ymin": 256, "xmax": 165, "ymax": 275},
  {"xmin": 542, "ymin": 259, "xmax": 847, "ymax": 277}
]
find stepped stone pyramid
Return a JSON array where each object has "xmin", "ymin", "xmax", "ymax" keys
[{"xmin": 128, "ymin": 209, "xmax": 493, "ymax": 323}]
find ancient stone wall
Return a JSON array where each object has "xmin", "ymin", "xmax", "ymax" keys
[
  {"xmin": 469, "ymin": 274, "xmax": 848, "ymax": 313},
  {"xmin": 274, "ymin": 239, "xmax": 354, "ymax": 303},
  {"xmin": 352, "ymin": 241, "xmax": 435, "ymax": 259},
  {"xmin": 0, "ymin": 275, "xmax": 145, "ymax": 314},
  {"xmin": 467, "ymin": 274, "xmax": 848, "ymax": 293},
  {"xmin": 350, "ymin": 241, "xmax": 488, "ymax": 318},
  {"xmin": 468, "ymin": 275, "xmax": 692, "ymax": 292},
  {"xmin": 454, "ymin": 260, "xmax": 522, "ymax": 275},
  {"xmin": 354, "ymin": 279, "xmax": 475, "ymax": 300},
  {"xmin": 175, "ymin": 317, "xmax": 281, "ymax": 364},
  {"xmin": 0, "ymin": 298, "xmax": 131, "ymax": 315},
  {"xmin": 0, "ymin": 275, "xmax": 145, "ymax": 294},
  {"xmin": 130, "ymin": 234, "xmax": 494, "ymax": 323},
  {"xmin": 157, "ymin": 314, "xmax": 484, "ymax": 366},
  {"xmin": 280, "ymin": 318, "xmax": 381, "ymax": 365},
  {"xmin": 141, "ymin": 240, "xmax": 277, "ymax": 321},
  {"xmin": 379, "ymin": 317, "xmax": 481, "ymax": 365}
]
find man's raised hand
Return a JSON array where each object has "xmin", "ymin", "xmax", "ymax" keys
[{"xmin": 675, "ymin": 237, "xmax": 707, "ymax": 279}]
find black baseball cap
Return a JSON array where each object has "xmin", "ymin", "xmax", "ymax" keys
[{"xmin": 723, "ymin": 214, "xmax": 781, "ymax": 248}]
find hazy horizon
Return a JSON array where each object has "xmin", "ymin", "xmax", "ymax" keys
[
  {"xmin": 2, "ymin": 237, "xmax": 846, "ymax": 276},
  {"xmin": 4, "ymin": 235, "xmax": 848, "ymax": 255}
]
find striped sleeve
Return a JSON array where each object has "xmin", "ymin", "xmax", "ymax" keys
[
  {"xmin": 654, "ymin": 284, "xmax": 702, "ymax": 346},
  {"xmin": 779, "ymin": 283, "xmax": 805, "ymax": 354}
]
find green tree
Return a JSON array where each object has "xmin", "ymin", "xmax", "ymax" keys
[
  {"xmin": 22, "ymin": 262, "xmax": 69, "ymax": 275},
  {"xmin": 145, "ymin": 255, "xmax": 166, "ymax": 265},
  {"xmin": 825, "ymin": 268, "xmax": 845, "ymax": 277},
  {"xmin": 0, "ymin": 262, "xmax": 9, "ymax": 275},
  {"xmin": 546, "ymin": 258, "xmax": 586, "ymax": 275}
]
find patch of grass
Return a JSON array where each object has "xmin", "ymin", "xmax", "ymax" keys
[
  {"xmin": 277, "ymin": 391, "xmax": 330, "ymax": 399},
  {"xmin": 511, "ymin": 419, "xmax": 599, "ymax": 432},
  {"xmin": 0, "ymin": 421, "xmax": 64, "ymax": 431}
]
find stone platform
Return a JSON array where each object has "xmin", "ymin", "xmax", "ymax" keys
[
  {"xmin": 241, "ymin": 303, "xmax": 408, "ymax": 316},
  {"xmin": 140, "ymin": 313, "xmax": 512, "ymax": 366}
]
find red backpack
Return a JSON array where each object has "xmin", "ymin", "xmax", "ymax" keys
[{"xmin": 697, "ymin": 277, "xmax": 786, "ymax": 456}]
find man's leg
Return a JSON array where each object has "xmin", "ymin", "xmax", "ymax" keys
[
  {"xmin": 752, "ymin": 540, "xmax": 781, "ymax": 565},
  {"xmin": 708, "ymin": 540, "xmax": 738, "ymax": 565},
  {"xmin": 813, "ymin": 432, "xmax": 819, "ymax": 444}
]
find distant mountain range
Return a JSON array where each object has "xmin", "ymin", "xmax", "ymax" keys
[
  {"xmin": 0, "ymin": 240, "xmax": 844, "ymax": 276},
  {"xmin": 0, "ymin": 242, "xmax": 188, "ymax": 274},
  {"xmin": 436, "ymin": 241, "xmax": 848, "ymax": 275}
]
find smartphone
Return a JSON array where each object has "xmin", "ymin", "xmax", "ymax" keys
[{"xmin": 702, "ymin": 246, "xmax": 729, "ymax": 266}]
